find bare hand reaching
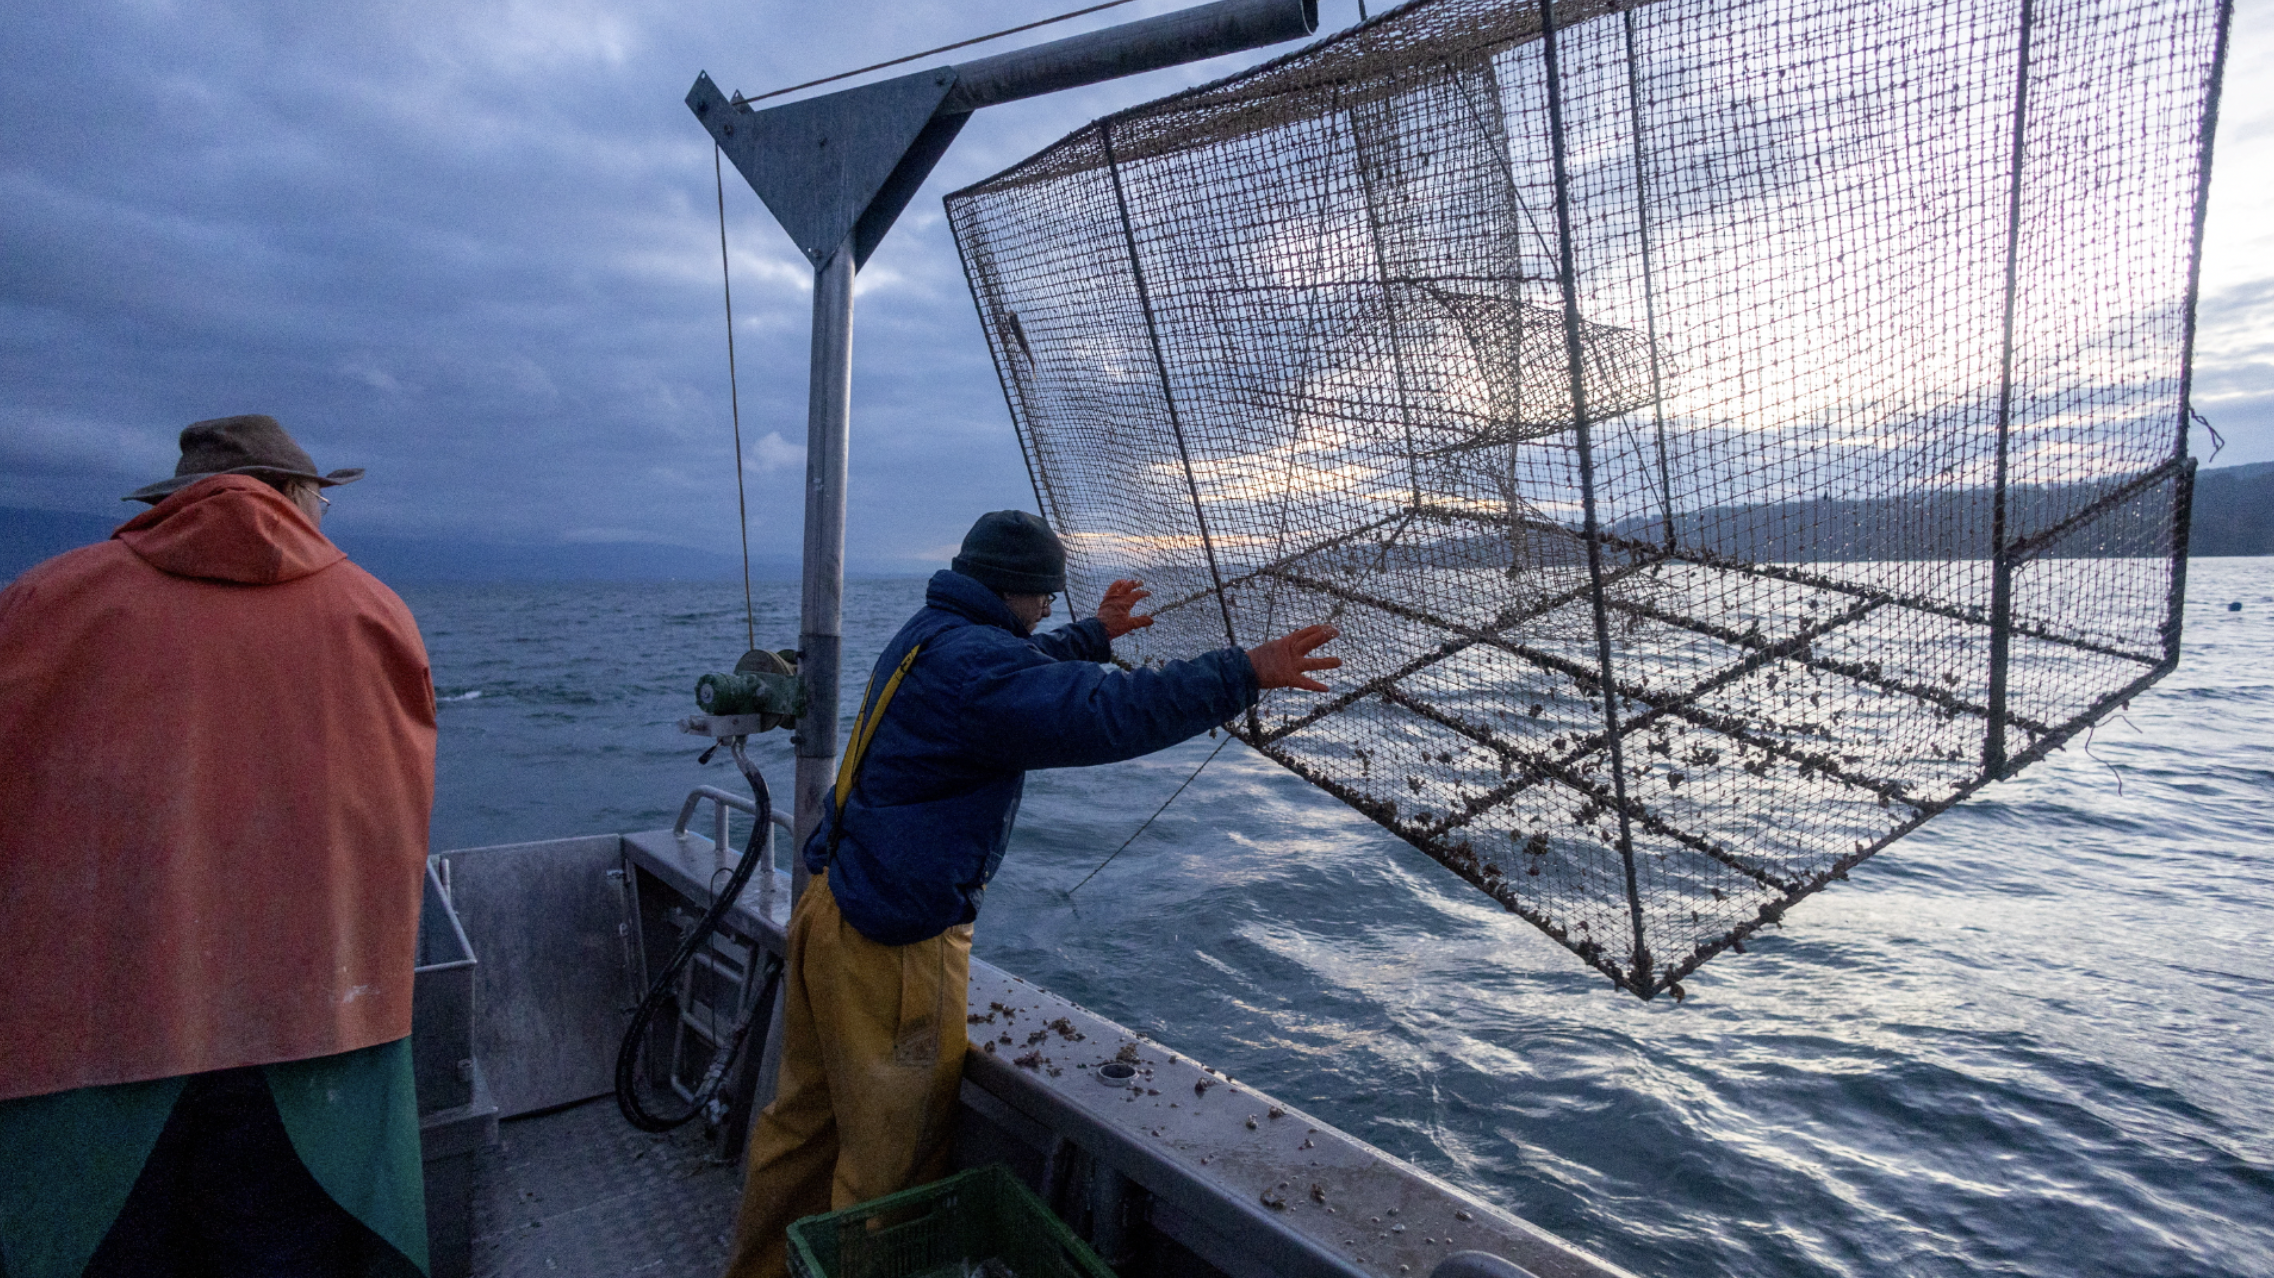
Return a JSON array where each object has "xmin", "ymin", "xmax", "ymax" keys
[
  {"xmin": 1096, "ymin": 579, "xmax": 1155, "ymax": 640},
  {"xmin": 1247, "ymin": 624, "xmax": 1342, "ymax": 692}
]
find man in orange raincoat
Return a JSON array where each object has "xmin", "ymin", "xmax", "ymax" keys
[{"xmin": 0, "ymin": 416, "xmax": 438, "ymax": 1278}]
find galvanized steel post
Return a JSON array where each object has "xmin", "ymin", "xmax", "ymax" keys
[{"xmin": 794, "ymin": 235, "xmax": 856, "ymax": 903}]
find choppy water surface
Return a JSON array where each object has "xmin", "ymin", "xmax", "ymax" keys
[{"xmin": 403, "ymin": 559, "xmax": 2274, "ymax": 1278}]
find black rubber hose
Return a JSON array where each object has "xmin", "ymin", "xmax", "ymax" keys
[{"xmin": 615, "ymin": 748, "xmax": 780, "ymax": 1132}]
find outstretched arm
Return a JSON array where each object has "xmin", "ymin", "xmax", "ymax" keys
[
  {"xmin": 964, "ymin": 621, "xmax": 1343, "ymax": 772},
  {"xmin": 1029, "ymin": 617, "xmax": 1111, "ymax": 663}
]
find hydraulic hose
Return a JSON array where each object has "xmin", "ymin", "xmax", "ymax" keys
[{"xmin": 614, "ymin": 740, "xmax": 785, "ymax": 1132}]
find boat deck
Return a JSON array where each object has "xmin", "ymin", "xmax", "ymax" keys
[
  {"xmin": 430, "ymin": 830, "xmax": 1637, "ymax": 1278},
  {"xmin": 469, "ymin": 1097, "xmax": 741, "ymax": 1278}
]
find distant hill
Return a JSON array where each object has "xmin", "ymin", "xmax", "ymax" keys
[
  {"xmin": 5, "ymin": 461, "xmax": 2265, "ymax": 586},
  {"xmin": 0, "ymin": 507, "xmax": 799, "ymax": 585},
  {"xmin": 2189, "ymin": 461, "xmax": 2274, "ymax": 557},
  {"xmin": 1600, "ymin": 461, "xmax": 2274, "ymax": 562},
  {"xmin": 1366, "ymin": 462, "xmax": 2272, "ymax": 569}
]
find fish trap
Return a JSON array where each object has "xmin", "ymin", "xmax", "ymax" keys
[{"xmin": 944, "ymin": 0, "xmax": 2231, "ymax": 997}]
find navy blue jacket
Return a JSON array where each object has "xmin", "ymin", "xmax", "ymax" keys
[{"xmin": 806, "ymin": 569, "xmax": 1259, "ymax": 945}]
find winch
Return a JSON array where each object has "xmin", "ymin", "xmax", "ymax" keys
[{"xmin": 689, "ymin": 647, "xmax": 803, "ymax": 733}]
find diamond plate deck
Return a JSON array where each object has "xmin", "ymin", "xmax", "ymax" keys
[{"xmin": 470, "ymin": 1098, "xmax": 742, "ymax": 1278}]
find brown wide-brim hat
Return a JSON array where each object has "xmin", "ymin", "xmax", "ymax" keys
[{"xmin": 124, "ymin": 414, "xmax": 365, "ymax": 504}]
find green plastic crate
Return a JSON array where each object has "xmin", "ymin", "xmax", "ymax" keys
[{"xmin": 786, "ymin": 1164, "xmax": 1116, "ymax": 1278}]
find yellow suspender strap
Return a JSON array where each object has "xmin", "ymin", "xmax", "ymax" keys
[{"xmin": 833, "ymin": 642, "xmax": 923, "ymax": 815}]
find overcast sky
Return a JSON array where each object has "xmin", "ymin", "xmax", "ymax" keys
[{"xmin": 4, "ymin": 0, "xmax": 2269, "ymax": 570}]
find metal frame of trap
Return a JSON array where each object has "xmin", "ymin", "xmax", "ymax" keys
[{"xmin": 684, "ymin": 0, "xmax": 2235, "ymax": 1005}]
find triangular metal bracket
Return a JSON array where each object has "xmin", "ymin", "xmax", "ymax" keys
[{"xmin": 687, "ymin": 69, "xmax": 967, "ymax": 270}]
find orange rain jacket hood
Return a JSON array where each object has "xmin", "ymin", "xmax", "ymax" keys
[{"xmin": 0, "ymin": 475, "xmax": 437, "ymax": 1101}]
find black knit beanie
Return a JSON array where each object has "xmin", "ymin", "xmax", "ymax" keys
[{"xmin": 951, "ymin": 510, "xmax": 1067, "ymax": 595}]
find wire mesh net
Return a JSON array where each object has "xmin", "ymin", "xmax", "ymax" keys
[{"xmin": 943, "ymin": 0, "xmax": 2230, "ymax": 997}]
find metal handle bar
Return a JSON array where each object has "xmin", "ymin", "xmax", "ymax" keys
[
  {"xmin": 675, "ymin": 785, "xmax": 795, "ymax": 873},
  {"xmin": 675, "ymin": 785, "xmax": 794, "ymax": 834}
]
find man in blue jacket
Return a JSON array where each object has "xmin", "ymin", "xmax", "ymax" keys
[{"xmin": 726, "ymin": 511, "xmax": 1338, "ymax": 1278}]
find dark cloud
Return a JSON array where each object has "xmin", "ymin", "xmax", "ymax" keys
[{"xmin": 4, "ymin": 0, "xmax": 2267, "ymax": 571}]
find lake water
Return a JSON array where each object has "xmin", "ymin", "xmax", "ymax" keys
[{"xmin": 403, "ymin": 558, "xmax": 2274, "ymax": 1278}]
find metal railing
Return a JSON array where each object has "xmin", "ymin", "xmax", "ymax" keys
[{"xmin": 674, "ymin": 785, "xmax": 795, "ymax": 874}]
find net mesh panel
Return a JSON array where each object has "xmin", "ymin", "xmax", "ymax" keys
[{"xmin": 944, "ymin": 0, "xmax": 2229, "ymax": 997}]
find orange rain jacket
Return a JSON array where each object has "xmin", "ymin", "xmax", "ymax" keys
[{"xmin": 0, "ymin": 475, "xmax": 437, "ymax": 1101}]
